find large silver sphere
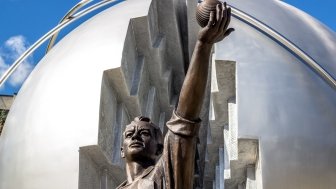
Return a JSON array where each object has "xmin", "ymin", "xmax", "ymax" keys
[{"xmin": 0, "ymin": 0, "xmax": 335, "ymax": 188}]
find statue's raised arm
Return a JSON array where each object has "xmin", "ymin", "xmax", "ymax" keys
[
  {"xmin": 162, "ymin": 3, "xmax": 234, "ymax": 188},
  {"xmin": 177, "ymin": 2, "xmax": 234, "ymax": 120},
  {"xmin": 118, "ymin": 2, "xmax": 233, "ymax": 189}
]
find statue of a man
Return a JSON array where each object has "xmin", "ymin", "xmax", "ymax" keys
[{"xmin": 117, "ymin": 2, "xmax": 234, "ymax": 188}]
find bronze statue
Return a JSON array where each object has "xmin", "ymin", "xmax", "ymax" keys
[{"xmin": 117, "ymin": 2, "xmax": 234, "ymax": 188}]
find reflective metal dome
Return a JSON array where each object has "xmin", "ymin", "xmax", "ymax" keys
[{"xmin": 0, "ymin": 0, "xmax": 335, "ymax": 188}]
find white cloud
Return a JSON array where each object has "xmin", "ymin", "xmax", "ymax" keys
[
  {"xmin": 9, "ymin": 60, "xmax": 33, "ymax": 86},
  {"xmin": 0, "ymin": 35, "xmax": 34, "ymax": 87},
  {"xmin": 0, "ymin": 56, "xmax": 9, "ymax": 90},
  {"xmin": 0, "ymin": 56, "xmax": 8, "ymax": 72},
  {"xmin": 5, "ymin": 35, "xmax": 28, "ymax": 56}
]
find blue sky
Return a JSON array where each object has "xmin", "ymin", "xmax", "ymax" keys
[
  {"xmin": 0, "ymin": 0, "xmax": 79, "ymax": 95},
  {"xmin": 0, "ymin": 0, "xmax": 335, "ymax": 95}
]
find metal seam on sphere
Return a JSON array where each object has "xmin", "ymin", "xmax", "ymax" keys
[
  {"xmin": 0, "ymin": 0, "xmax": 124, "ymax": 88},
  {"xmin": 229, "ymin": 5, "xmax": 336, "ymax": 90},
  {"xmin": 46, "ymin": 0, "xmax": 93, "ymax": 53}
]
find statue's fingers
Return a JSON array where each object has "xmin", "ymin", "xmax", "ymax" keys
[
  {"xmin": 216, "ymin": 4, "xmax": 221, "ymax": 22},
  {"xmin": 224, "ymin": 28, "xmax": 235, "ymax": 37},
  {"xmin": 222, "ymin": 2, "xmax": 225, "ymax": 18},
  {"xmin": 224, "ymin": 2, "xmax": 227, "ymax": 12},
  {"xmin": 223, "ymin": 7, "xmax": 231, "ymax": 31},
  {"xmin": 216, "ymin": 3, "xmax": 223, "ymax": 29},
  {"xmin": 207, "ymin": 11, "xmax": 215, "ymax": 27},
  {"xmin": 219, "ymin": 2, "xmax": 226, "ymax": 32}
]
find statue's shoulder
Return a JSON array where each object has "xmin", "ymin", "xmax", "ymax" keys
[{"xmin": 145, "ymin": 158, "xmax": 165, "ymax": 184}]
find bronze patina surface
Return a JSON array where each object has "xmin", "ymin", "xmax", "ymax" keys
[{"xmin": 117, "ymin": 3, "xmax": 234, "ymax": 188}]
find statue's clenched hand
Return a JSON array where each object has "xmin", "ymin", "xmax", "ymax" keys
[
  {"xmin": 176, "ymin": 1, "xmax": 234, "ymax": 120},
  {"xmin": 198, "ymin": 2, "xmax": 234, "ymax": 44}
]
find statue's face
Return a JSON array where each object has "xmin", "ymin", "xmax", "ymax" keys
[{"xmin": 121, "ymin": 122, "xmax": 159, "ymax": 164}]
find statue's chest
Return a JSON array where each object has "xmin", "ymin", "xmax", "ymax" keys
[{"xmin": 123, "ymin": 179, "xmax": 156, "ymax": 189}]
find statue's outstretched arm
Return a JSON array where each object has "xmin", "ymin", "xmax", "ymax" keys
[{"xmin": 176, "ymin": 2, "xmax": 234, "ymax": 120}]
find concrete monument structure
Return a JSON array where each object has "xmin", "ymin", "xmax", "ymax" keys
[
  {"xmin": 0, "ymin": 95, "xmax": 15, "ymax": 135},
  {"xmin": 0, "ymin": 0, "xmax": 335, "ymax": 188}
]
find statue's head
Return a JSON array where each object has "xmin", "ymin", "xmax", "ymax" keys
[{"xmin": 121, "ymin": 116, "xmax": 163, "ymax": 165}]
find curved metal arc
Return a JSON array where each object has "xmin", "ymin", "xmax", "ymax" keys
[
  {"xmin": 2, "ymin": 1, "xmax": 335, "ymax": 91},
  {"xmin": 46, "ymin": 0, "xmax": 93, "ymax": 53},
  {"xmin": 0, "ymin": 0, "xmax": 123, "ymax": 88},
  {"xmin": 229, "ymin": 5, "xmax": 336, "ymax": 90}
]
